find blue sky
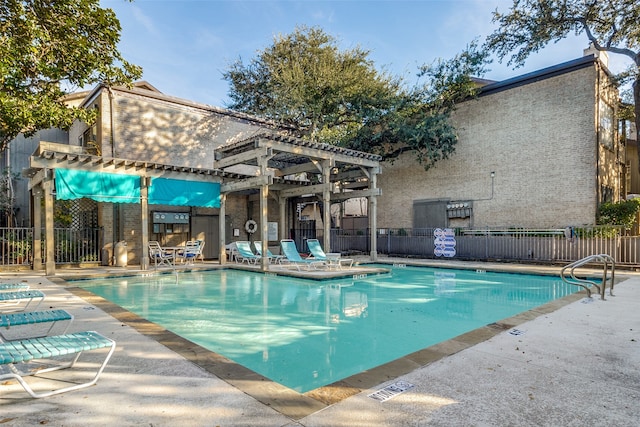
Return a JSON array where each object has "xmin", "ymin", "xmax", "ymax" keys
[{"xmin": 101, "ymin": 0, "xmax": 629, "ymax": 107}]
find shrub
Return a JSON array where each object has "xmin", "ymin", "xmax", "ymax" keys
[{"xmin": 597, "ymin": 199, "xmax": 640, "ymax": 229}]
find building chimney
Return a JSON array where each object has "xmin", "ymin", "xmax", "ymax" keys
[{"xmin": 584, "ymin": 43, "xmax": 609, "ymax": 68}]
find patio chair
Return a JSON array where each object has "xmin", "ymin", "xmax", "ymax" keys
[
  {"xmin": 225, "ymin": 242, "xmax": 238, "ymax": 262},
  {"xmin": 196, "ymin": 240, "xmax": 206, "ymax": 263},
  {"xmin": 253, "ymin": 241, "xmax": 285, "ymax": 264},
  {"xmin": 178, "ymin": 240, "xmax": 200, "ymax": 265},
  {"xmin": 1, "ymin": 309, "xmax": 74, "ymax": 341},
  {"xmin": 235, "ymin": 241, "xmax": 260, "ymax": 264},
  {"xmin": 279, "ymin": 240, "xmax": 326, "ymax": 270},
  {"xmin": 148, "ymin": 241, "xmax": 174, "ymax": 268},
  {"xmin": 0, "ymin": 330, "xmax": 116, "ymax": 398}
]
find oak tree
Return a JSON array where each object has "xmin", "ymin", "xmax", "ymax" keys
[
  {"xmin": 224, "ymin": 26, "xmax": 490, "ymax": 170},
  {"xmin": 485, "ymin": 0, "xmax": 640, "ymax": 145},
  {"xmin": 0, "ymin": 0, "xmax": 142, "ymax": 150}
]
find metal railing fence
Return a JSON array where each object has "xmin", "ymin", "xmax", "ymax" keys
[
  {"xmin": 0, "ymin": 227, "xmax": 33, "ymax": 266},
  {"xmin": 0, "ymin": 227, "xmax": 102, "ymax": 267},
  {"xmin": 4, "ymin": 225, "xmax": 639, "ymax": 268},
  {"xmin": 330, "ymin": 226, "xmax": 640, "ymax": 267}
]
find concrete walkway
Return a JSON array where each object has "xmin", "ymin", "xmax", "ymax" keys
[{"xmin": 1, "ymin": 260, "xmax": 639, "ymax": 426}]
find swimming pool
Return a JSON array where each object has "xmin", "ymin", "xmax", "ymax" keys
[{"xmin": 73, "ymin": 265, "xmax": 579, "ymax": 392}]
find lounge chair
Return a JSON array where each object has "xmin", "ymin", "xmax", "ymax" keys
[
  {"xmin": 0, "ymin": 290, "xmax": 45, "ymax": 313},
  {"xmin": 0, "ymin": 330, "xmax": 115, "ymax": 398},
  {"xmin": 253, "ymin": 241, "xmax": 285, "ymax": 264},
  {"xmin": 279, "ymin": 240, "xmax": 326, "ymax": 270},
  {"xmin": 306, "ymin": 239, "xmax": 328, "ymax": 260},
  {"xmin": 0, "ymin": 309, "xmax": 73, "ymax": 341},
  {"xmin": 307, "ymin": 239, "xmax": 354, "ymax": 269},
  {"xmin": 235, "ymin": 241, "xmax": 260, "ymax": 264},
  {"xmin": 0, "ymin": 283, "xmax": 29, "ymax": 292},
  {"xmin": 148, "ymin": 241, "xmax": 174, "ymax": 268}
]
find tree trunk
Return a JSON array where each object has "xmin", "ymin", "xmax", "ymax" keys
[{"xmin": 634, "ymin": 77, "xmax": 640, "ymax": 148}]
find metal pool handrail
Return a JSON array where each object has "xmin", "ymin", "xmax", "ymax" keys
[{"xmin": 560, "ymin": 254, "xmax": 615, "ymax": 300}]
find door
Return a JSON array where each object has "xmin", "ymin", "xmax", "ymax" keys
[{"xmin": 191, "ymin": 215, "xmax": 231, "ymax": 260}]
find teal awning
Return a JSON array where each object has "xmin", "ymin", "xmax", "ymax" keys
[
  {"xmin": 148, "ymin": 178, "xmax": 221, "ymax": 208},
  {"xmin": 55, "ymin": 169, "xmax": 140, "ymax": 203},
  {"xmin": 55, "ymin": 169, "xmax": 221, "ymax": 207}
]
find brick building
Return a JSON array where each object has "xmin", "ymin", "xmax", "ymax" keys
[{"xmin": 378, "ymin": 51, "xmax": 627, "ymax": 230}]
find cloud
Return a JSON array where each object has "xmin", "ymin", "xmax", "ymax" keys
[
  {"xmin": 192, "ymin": 28, "xmax": 225, "ymax": 51},
  {"xmin": 131, "ymin": 5, "xmax": 157, "ymax": 36}
]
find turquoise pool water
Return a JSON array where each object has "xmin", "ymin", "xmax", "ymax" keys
[{"xmin": 73, "ymin": 265, "xmax": 578, "ymax": 392}]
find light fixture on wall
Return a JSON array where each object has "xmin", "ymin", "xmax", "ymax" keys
[{"xmin": 489, "ymin": 171, "xmax": 495, "ymax": 200}]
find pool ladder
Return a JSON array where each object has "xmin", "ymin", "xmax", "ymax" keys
[{"xmin": 560, "ymin": 254, "xmax": 615, "ymax": 300}]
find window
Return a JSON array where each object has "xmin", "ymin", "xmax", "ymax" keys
[
  {"xmin": 598, "ymin": 100, "xmax": 614, "ymax": 150},
  {"xmin": 600, "ymin": 185, "xmax": 613, "ymax": 204},
  {"xmin": 80, "ymin": 123, "xmax": 98, "ymax": 154}
]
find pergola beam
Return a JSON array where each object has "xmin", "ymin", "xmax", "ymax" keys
[
  {"xmin": 26, "ymin": 168, "xmax": 49, "ymax": 190},
  {"xmin": 274, "ymin": 159, "xmax": 323, "ymax": 177},
  {"xmin": 278, "ymin": 183, "xmax": 334, "ymax": 198},
  {"xmin": 330, "ymin": 188, "xmax": 381, "ymax": 201},
  {"xmin": 214, "ymin": 146, "xmax": 271, "ymax": 169},
  {"xmin": 255, "ymin": 139, "xmax": 379, "ymax": 168},
  {"xmin": 221, "ymin": 175, "xmax": 272, "ymax": 193}
]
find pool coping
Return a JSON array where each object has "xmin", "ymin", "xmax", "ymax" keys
[{"xmin": 54, "ymin": 263, "xmax": 589, "ymax": 420}]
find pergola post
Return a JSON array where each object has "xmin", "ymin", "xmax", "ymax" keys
[
  {"xmin": 219, "ymin": 193, "xmax": 227, "ymax": 264},
  {"xmin": 31, "ymin": 187, "xmax": 43, "ymax": 271},
  {"xmin": 43, "ymin": 177, "xmax": 56, "ymax": 275},
  {"xmin": 322, "ymin": 160, "xmax": 332, "ymax": 252},
  {"xmin": 369, "ymin": 168, "xmax": 378, "ymax": 261},
  {"xmin": 258, "ymin": 154, "xmax": 270, "ymax": 271},
  {"xmin": 140, "ymin": 177, "xmax": 150, "ymax": 270},
  {"xmin": 278, "ymin": 196, "xmax": 287, "ymax": 241}
]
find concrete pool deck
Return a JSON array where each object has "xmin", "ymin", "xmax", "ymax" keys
[{"xmin": 1, "ymin": 258, "xmax": 639, "ymax": 426}]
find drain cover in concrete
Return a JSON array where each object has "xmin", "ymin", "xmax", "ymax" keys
[{"xmin": 368, "ymin": 381, "xmax": 415, "ymax": 402}]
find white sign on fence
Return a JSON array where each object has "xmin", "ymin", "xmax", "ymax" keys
[{"xmin": 434, "ymin": 228, "xmax": 456, "ymax": 257}]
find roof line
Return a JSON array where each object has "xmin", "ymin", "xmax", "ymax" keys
[
  {"xmin": 479, "ymin": 55, "xmax": 600, "ymax": 97},
  {"xmin": 79, "ymin": 82, "xmax": 287, "ymax": 129}
]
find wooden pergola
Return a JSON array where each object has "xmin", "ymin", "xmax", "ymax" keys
[
  {"xmin": 27, "ymin": 133, "xmax": 381, "ymax": 274},
  {"xmin": 215, "ymin": 132, "xmax": 382, "ymax": 270}
]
